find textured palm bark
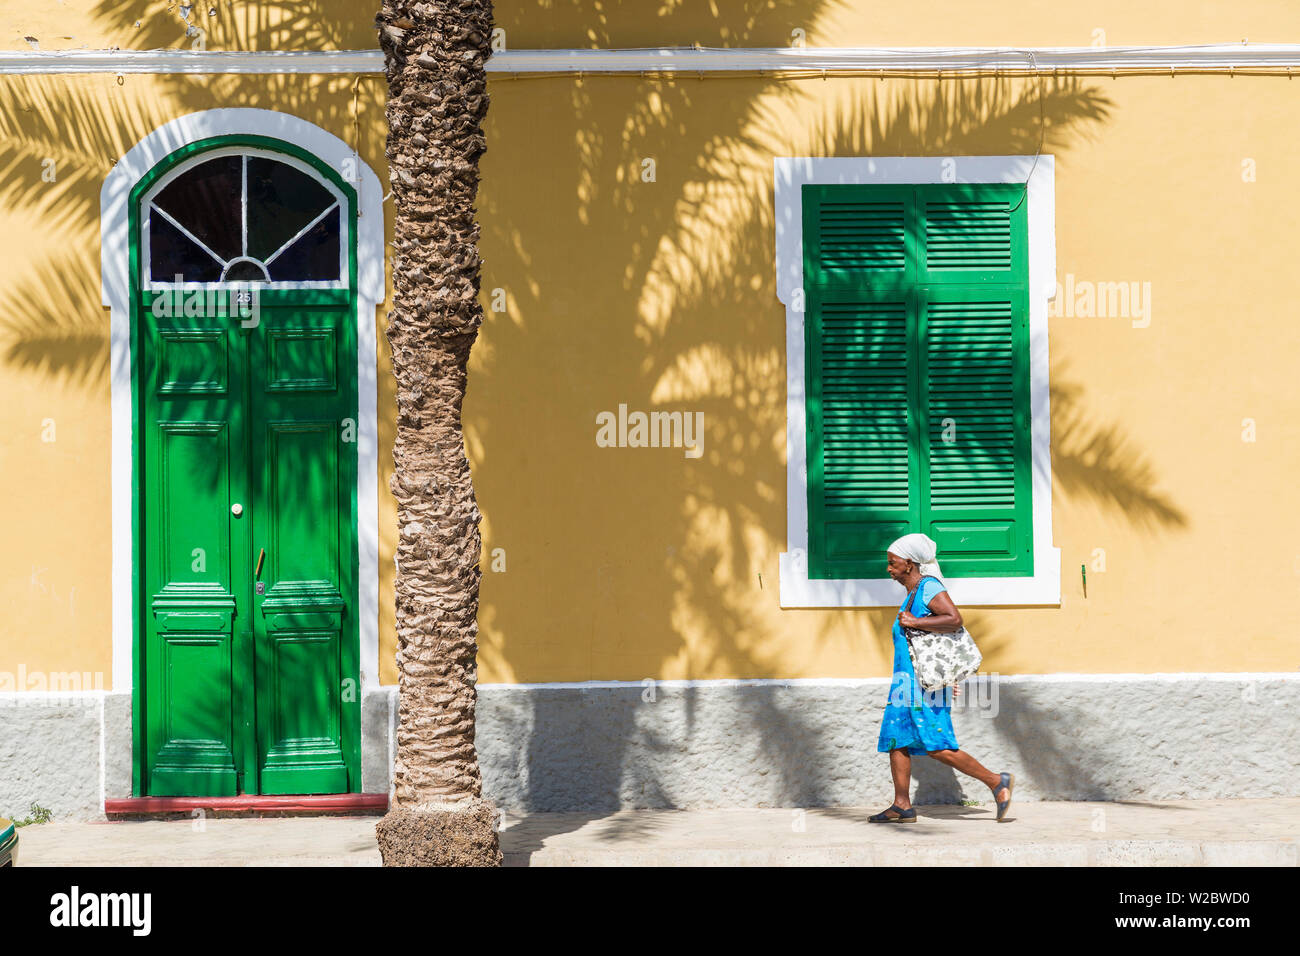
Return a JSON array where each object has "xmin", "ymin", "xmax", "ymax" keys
[{"xmin": 374, "ymin": 0, "xmax": 500, "ymax": 865}]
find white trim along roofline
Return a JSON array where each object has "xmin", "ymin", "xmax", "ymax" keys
[
  {"xmin": 774, "ymin": 156, "xmax": 1061, "ymax": 609},
  {"xmin": 102, "ymin": 108, "xmax": 384, "ymax": 693},
  {"xmin": 4, "ymin": 43, "xmax": 1300, "ymax": 75}
]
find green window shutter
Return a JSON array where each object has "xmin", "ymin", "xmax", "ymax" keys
[
  {"xmin": 803, "ymin": 181, "xmax": 1033, "ymax": 580},
  {"xmin": 803, "ymin": 184, "xmax": 916, "ymax": 579},
  {"xmin": 919, "ymin": 286, "xmax": 1032, "ymax": 575},
  {"xmin": 806, "ymin": 286, "xmax": 918, "ymax": 578},
  {"xmin": 916, "ymin": 183, "xmax": 1032, "ymax": 575}
]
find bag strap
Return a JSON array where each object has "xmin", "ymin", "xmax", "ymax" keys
[{"xmin": 906, "ymin": 575, "xmax": 935, "ymax": 617}]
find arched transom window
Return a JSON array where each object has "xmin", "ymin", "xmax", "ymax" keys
[{"xmin": 143, "ymin": 149, "xmax": 347, "ymax": 286}]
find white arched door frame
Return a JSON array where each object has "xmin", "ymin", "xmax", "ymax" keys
[{"xmin": 101, "ymin": 108, "xmax": 384, "ymax": 695}]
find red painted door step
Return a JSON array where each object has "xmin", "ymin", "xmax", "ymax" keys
[{"xmin": 105, "ymin": 793, "xmax": 389, "ymax": 819}]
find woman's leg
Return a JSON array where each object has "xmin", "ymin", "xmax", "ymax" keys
[
  {"xmin": 889, "ymin": 748, "xmax": 913, "ymax": 810},
  {"xmin": 926, "ymin": 749, "xmax": 1009, "ymax": 801}
]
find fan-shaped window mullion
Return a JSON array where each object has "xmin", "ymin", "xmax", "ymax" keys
[
  {"xmin": 265, "ymin": 205, "xmax": 341, "ymax": 282},
  {"xmin": 151, "ymin": 203, "xmax": 227, "ymax": 270},
  {"xmin": 149, "ymin": 211, "xmax": 224, "ymax": 282},
  {"xmin": 245, "ymin": 156, "xmax": 337, "ymax": 263},
  {"xmin": 146, "ymin": 150, "xmax": 344, "ymax": 285},
  {"xmin": 265, "ymin": 202, "xmax": 340, "ymax": 267},
  {"xmin": 241, "ymin": 154, "xmax": 249, "ymax": 260},
  {"xmin": 150, "ymin": 155, "xmax": 242, "ymax": 263}
]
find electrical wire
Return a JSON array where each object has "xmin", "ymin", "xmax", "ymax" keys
[{"xmin": 1009, "ymin": 48, "xmax": 1044, "ymax": 213}]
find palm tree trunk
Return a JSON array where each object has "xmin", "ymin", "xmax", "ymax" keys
[{"xmin": 373, "ymin": 0, "xmax": 500, "ymax": 866}]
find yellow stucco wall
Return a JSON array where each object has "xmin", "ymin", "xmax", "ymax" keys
[
  {"xmin": 0, "ymin": 70, "xmax": 399, "ymax": 687},
  {"xmin": 1, "ymin": 3, "xmax": 1298, "ymax": 689},
  {"xmin": 469, "ymin": 70, "xmax": 1300, "ymax": 682}
]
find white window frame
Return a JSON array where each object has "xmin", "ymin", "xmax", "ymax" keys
[{"xmin": 775, "ymin": 156, "xmax": 1061, "ymax": 607}]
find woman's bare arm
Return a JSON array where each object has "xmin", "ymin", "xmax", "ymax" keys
[{"xmin": 898, "ymin": 588, "xmax": 963, "ymax": 631}]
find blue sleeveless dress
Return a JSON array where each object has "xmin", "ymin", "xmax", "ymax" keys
[{"xmin": 877, "ymin": 575, "xmax": 960, "ymax": 755}]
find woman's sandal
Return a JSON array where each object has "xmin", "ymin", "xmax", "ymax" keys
[
  {"xmin": 868, "ymin": 804, "xmax": 917, "ymax": 823},
  {"xmin": 994, "ymin": 771, "xmax": 1015, "ymax": 822}
]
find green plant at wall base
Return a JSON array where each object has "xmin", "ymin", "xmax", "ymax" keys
[
  {"xmin": 9, "ymin": 803, "xmax": 53, "ymax": 827},
  {"xmin": 961, "ymin": 799, "xmax": 982, "ymax": 807}
]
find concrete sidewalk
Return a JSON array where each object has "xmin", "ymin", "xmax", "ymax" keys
[{"xmin": 16, "ymin": 797, "xmax": 1300, "ymax": 866}]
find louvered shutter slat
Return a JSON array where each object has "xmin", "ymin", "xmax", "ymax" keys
[
  {"xmin": 818, "ymin": 202, "xmax": 907, "ymax": 271},
  {"xmin": 920, "ymin": 186, "xmax": 1026, "ymax": 284},
  {"xmin": 802, "ymin": 184, "xmax": 914, "ymax": 290}
]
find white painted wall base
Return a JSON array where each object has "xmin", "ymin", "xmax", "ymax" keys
[{"xmin": 3, "ymin": 675, "xmax": 1295, "ymax": 820}]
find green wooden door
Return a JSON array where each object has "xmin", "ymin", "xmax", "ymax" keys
[
  {"xmin": 139, "ymin": 303, "xmax": 248, "ymax": 796},
  {"xmin": 134, "ymin": 139, "xmax": 361, "ymax": 796},
  {"xmin": 248, "ymin": 297, "xmax": 358, "ymax": 795}
]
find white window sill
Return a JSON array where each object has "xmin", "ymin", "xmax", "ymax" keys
[{"xmin": 778, "ymin": 549, "xmax": 1061, "ymax": 608}]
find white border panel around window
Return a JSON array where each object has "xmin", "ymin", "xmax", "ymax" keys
[{"xmin": 774, "ymin": 156, "xmax": 1061, "ymax": 608}]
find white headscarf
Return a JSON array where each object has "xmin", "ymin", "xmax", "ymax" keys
[{"xmin": 887, "ymin": 532, "xmax": 944, "ymax": 581}]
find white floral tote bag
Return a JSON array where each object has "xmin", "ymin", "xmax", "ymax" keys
[{"xmin": 901, "ymin": 576, "xmax": 982, "ymax": 691}]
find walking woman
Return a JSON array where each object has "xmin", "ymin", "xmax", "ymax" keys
[{"xmin": 869, "ymin": 533, "xmax": 1015, "ymax": 823}]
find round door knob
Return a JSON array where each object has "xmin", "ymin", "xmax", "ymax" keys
[{"xmin": 231, "ymin": 503, "xmax": 243, "ymax": 517}]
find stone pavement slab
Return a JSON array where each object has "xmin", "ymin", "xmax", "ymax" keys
[
  {"xmin": 15, "ymin": 798, "xmax": 1300, "ymax": 866},
  {"xmin": 20, "ymin": 816, "xmax": 384, "ymax": 867},
  {"xmin": 499, "ymin": 798, "xmax": 1300, "ymax": 866}
]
